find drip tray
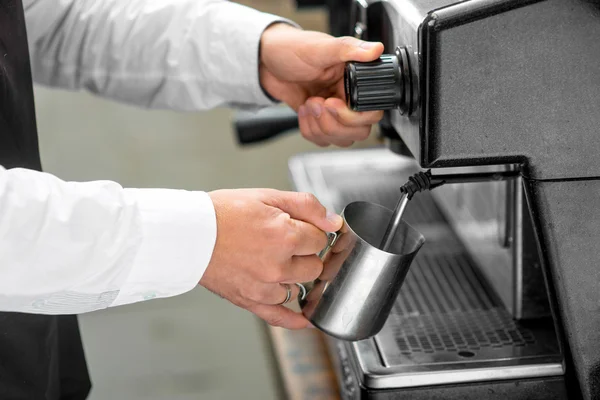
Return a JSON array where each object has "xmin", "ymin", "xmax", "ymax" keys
[{"xmin": 288, "ymin": 147, "xmax": 563, "ymax": 390}]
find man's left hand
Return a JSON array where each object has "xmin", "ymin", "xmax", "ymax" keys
[{"xmin": 259, "ymin": 23, "xmax": 385, "ymax": 147}]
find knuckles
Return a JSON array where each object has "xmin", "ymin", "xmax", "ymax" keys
[
  {"xmin": 239, "ymin": 283, "xmax": 268, "ymax": 304},
  {"xmin": 306, "ymin": 257, "xmax": 325, "ymax": 281},
  {"xmin": 337, "ymin": 36, "xmax": 359, "ymax": 51},
  {"xmin": 321, "ymin": 124, "xmax": 337, "ymax": 137},
  {"xmin": 282, "ymin": 229, "xmax": 300, "ymax": 255},
  {"xmin": 309, "ymin": 120, "xmax": 373, "ymax": 144},
  {"xmin": 297, "ymin": 192, "xmax": 320, "ymax": 211},
  {"xmin": 262, "ymin": 212, "xmax": 290, "ymax": 240},
  {"xmin": 250, "ymin": 260, "xmax": 286, "ymax": 284},
  {"xmin": 262, "ymin": 266, "xmax": 286, "ymax": 284}
]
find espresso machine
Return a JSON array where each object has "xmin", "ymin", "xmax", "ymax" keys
[{"xmin": 234, "ymin": 0, "xmax": 600, "ymax": 398}]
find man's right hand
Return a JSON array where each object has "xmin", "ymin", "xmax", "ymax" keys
[{"xmin": 200, "ymin": 189, "xmax": 343, "ymax": 329}]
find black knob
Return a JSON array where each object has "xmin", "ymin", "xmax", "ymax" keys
[
  {"xmin": 344, "ymin": 54, "xmax": 403, "ymax": 112},
  {"xmin": 344, "ymin": 47, "xmax": 413, "ymax": 113}
]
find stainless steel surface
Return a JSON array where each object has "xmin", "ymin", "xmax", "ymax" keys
[
  {"xmin": 430, "ymin": 168, "xmax": 550, "ymax": 320},
  {"xmin": 289, "ymin": 148, "xmax": 563, "ymax": 389},
  {"xmin": 379, "ymin": 192, "xmax": 409, "ymax": 251},
  {"xmin": 300, "ymin": 201, "xmax": 425, "ymax": 341},
  {"xmin": 349, "ymin": 338, "xmax": 563, "ymax": 389}
]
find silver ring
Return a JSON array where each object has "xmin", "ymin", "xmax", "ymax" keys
[
  {"xmin": 278, "ymin": 283, "xmax": 292, "ymax": 305},
  {"xmin": 295, "ymin": 283, "xmax": 307, "ymax": 301}
]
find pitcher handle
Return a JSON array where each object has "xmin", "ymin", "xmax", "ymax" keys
[
  {"xmin": 318, "ymin": 231, "xmax": 339, "ymax": 261},
  {"xmin": 298, "ymin": 232, "xmax": 339, "ymax": 302}
]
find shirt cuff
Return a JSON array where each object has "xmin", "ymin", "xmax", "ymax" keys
[
  {"xmin": 111, "ymin": 189, "xmax": 217, "ymax": 307},
  {"xmin": 257, "ymin": 21, "xmax": 299, "ymax": 104},
  {"xmin": 207, "ymin": 2, "xmax": 301, "ymax": 108}
]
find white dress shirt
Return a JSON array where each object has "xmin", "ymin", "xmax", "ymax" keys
[{"xmin": 0, "ymin": 0, "xmax": 292, "ymax": 314}]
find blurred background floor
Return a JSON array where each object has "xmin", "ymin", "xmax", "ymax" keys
[{"xmin": 32, "ymin": 2, "xmax": 360, "ymax": 399}]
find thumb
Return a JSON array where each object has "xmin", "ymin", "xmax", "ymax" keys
[
  {"xmin": 310, "ymin": 36, "xmax": 384, "ymax": 67},
  {"xmin": 265, "ymin": 191, "xmax": 343, "ymax": 233}
]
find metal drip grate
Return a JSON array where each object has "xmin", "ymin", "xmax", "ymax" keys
[
  {"xmin": 388, "ymin": 252, "xmax": 537, "ymax": 356},
  {"xmin": 390, "ymin": 307, "xmax": 536, "ymax": 355}
]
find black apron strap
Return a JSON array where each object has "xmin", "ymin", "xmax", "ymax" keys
[
  {"xmin": 57, "ymin": 316, "xmax": 92, "ymax": 400},
  {"xmin": 0, "ymin": 313, "xmax": 60, "ymax": 399},
  {"xmin": 0, "ymin": 0, "xmax": 92, "ymax": 399}
]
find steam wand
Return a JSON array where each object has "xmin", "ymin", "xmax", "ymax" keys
[{"xmin": 379, "ymin": 169, "xmax": 520, "ymax": 251}]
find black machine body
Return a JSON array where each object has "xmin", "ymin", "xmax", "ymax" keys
[{"xmin": 337, "ymin": 0, "xmax": 600, "ymax": 399}]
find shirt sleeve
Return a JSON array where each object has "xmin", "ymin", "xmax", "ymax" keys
[
  {"xmin": 0, "ymin": 165, "xmax": 217, "ymax": 314},
  {"xmin": 22, "ymin": 0, "xmax": 298, "ymax": 111}
]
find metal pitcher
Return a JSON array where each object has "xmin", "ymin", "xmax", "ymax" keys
[{"xmin": 299, "ymin": 201, "xmax": 425, "ymax": 341}]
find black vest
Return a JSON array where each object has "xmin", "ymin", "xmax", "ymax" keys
[{"xmin": 0, "ymin": 1, "xmax": 91, "ymax": 398}]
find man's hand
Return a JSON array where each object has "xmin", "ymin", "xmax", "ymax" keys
[
  {"xmin": 200, "ymin": 189, "xmax": 343, "ymax": 329},
  {"xmin": 259, "ymin": 23, "xmax": 385, "ymax": 147}
]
